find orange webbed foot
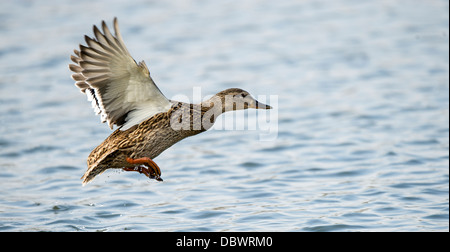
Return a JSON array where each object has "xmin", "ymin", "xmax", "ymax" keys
[{"xmin": 124, "ymin": 157, "xmax": 163, "ymax": 181}]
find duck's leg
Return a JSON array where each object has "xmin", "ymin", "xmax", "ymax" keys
[{"xmin": 124, "ymin": 157, "xmax": 163, "ymax": 181}]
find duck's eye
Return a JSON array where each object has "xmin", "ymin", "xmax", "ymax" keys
[{"xmin": 240, "ymin": 93, "xmax": 246, "ymax": 98}]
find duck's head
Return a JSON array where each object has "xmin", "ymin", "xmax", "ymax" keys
[{"xmin": 210, "ymin": 88, "xmax": 272, "ymax": 112}]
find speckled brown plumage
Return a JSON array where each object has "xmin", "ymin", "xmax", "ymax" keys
[{"xmin": 82, "ymin": 100, "xmax": 213, "ymax": 184}]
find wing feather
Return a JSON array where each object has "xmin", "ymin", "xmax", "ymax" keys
[{"xmin": 69, "ymin": 18, "xmax": 172, "ymax": 130}]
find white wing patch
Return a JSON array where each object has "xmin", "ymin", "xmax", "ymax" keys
[
  {"xmin": 122, "ymin": 101, "xmax": 171, "ymax": 130},
  {"xmin": 86, "ymin": 88, "xmax": 107, "ymax": 123}
]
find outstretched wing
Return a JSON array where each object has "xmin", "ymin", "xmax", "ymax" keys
[{"xmin": 69, "ymin": 18, "xmax": 172, "ymax": 130}]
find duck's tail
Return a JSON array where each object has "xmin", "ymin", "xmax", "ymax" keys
[
  {"xmin": 81, "ymin": 163, "xmax": 107, "ymax": 186},
  {"xmin": 81, "ymin": 143, "xmax": 117, "ymax": 186}
]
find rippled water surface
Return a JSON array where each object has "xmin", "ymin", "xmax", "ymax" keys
[{"xmin": 0, "ymin": 0, "xmax": 448, "ymax": 231}]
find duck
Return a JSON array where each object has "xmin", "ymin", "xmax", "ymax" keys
[{"xmin": 69, "ymin": 18, "xmax": 272, "ymax": 185}]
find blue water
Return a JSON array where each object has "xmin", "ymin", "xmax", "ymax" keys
[{"xmin": 0, "ymin": 0, "xmax": 448, "ymax": 231}]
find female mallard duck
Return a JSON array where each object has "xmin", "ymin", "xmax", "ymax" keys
[{"xmin": 69, "ymin": 18, "xmax": 272, "ymax": 185}]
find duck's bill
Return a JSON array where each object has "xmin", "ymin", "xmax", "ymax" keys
[{"xmin": 254, "ymin": 100, "xmax": 272, "ymax": 109}]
